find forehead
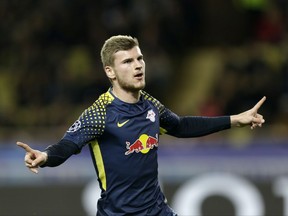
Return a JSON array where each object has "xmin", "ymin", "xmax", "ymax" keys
[{"xmin": 113, "ymin": 46, "xmax": 142, "ymax": 61}]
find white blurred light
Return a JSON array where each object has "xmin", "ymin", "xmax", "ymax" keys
[
  {"xmin": 172, "ymin": 172, "xmax": 264, "ymax": 216},
  {"xmin": 81, "ymin": 180, "xmax": 101, "ymax": 216}
]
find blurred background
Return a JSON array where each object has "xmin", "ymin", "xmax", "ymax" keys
[{"xmin": 0, "ymin": 0, "xmax": 288, "ymax": 215}]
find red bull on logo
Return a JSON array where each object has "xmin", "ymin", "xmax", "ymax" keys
[{"xmin": 125, "ymin": 134, "xmax": 158, "ymax": 155}]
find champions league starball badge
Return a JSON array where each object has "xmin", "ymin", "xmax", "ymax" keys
[{"xmin": 67, "ymin": 120, "xmax": 81, "ymax": 133}]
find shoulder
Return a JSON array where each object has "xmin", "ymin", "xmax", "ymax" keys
[
  {"xmin": 140, "ymin": 90, "xmax": 165, "ymax": 114},
  {"xmin": 93, "ymin": 91, "xmax": 115, "ymax": 110},
  {"xmin": 77, "ymin": 91, "xmax": 115, "ymax": 129},
  {"xmin": 83, "ymin": 91, "xmax": 115, "ymax": 116}
]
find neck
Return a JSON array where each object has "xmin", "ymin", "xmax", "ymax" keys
[{"xmin": 112, "ymin": 87, "xmax": 141, "ymax": 103}]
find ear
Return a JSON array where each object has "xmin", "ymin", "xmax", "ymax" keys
[{"xmin": 104, "ymin": 66, "xmax": 116, "ymax": 80}]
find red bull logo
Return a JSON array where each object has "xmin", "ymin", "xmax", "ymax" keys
[{"xmin": 125, "ymin": 134, "xmax": 158, "ymax": 155}]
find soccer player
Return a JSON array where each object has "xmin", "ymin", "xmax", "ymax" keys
[{"xmin": 17, "ymin": 35, "xmax": 266, "ymax": 216}]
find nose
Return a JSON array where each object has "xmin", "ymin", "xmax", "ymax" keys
[{"xmin": 135, "ymin": 60, "xmax": 143, "ymax": 70}]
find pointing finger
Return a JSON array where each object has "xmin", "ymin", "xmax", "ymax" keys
[
  {"xmin": 17, "ymin": 142, "xmax": 34, "ymax": 153},
  {"xmin": 253, "ymin": 96, "xmax": 266, "ymax": 111}
]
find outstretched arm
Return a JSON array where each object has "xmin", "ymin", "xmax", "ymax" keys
[
  {"xmin": 16, "ymin": 142, "xmax": 48, "ymax": 174},
  {"xmin": 230, "ymin": 96, "xmax": 266, "ymax": 129},
  {"xmin": 17, "ymin": 139, "xmax": 80, "ymax": 173},
  {"xmin": 160, "ymin": 96, "xmax": 266, "ymax": 138}
]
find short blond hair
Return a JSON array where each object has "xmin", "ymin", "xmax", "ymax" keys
[{"xmin": 100, "ymin": 35, "xmax": 139, "ymax": 67}]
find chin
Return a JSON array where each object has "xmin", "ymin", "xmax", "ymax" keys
[
  {"xmin": 128, "ymin": 85, "xmax": 145, "ymax": 92},
  {"xmin": 138, "ymin": 83, "xmax": 146, "ymax": 90},
  {"xmin": 133, "ymin": 81, "xmax": 145, "ymax": 90},
  {"xmin": 120, "ymin": 80, "xmax": 145, "ymax": 92}
]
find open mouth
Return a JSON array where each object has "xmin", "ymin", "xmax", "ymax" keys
[{"xmin": 134, "ymin": 73, "xmax": 144, "ymax": 79}]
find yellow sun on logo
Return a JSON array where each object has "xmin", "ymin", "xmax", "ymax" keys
[{"xmin": 139, "ymin": 134, "xmax": 150, "ymax": 154}]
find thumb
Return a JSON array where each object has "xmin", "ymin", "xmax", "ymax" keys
[
  {"xmin": 31, "ymin": 152, "xmax": 47, "ymax": 167},
  {"xmin": 252, "ymin": 116, "xmax": 265, "ymax": 124}
]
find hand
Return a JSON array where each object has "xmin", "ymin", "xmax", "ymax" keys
[
  {"xmin": 17, "ymin": 141, "xmax": 48, "ymax": 174},
  {"xmin": 230, "ymin": 96, "xmax": 266, "ymax": 129}
]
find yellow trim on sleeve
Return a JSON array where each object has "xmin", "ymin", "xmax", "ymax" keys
[
  {"xmin": 90, "ymin": 140, "xmax": 107, "ymax": 191},
  {"xmin": 160, "ymin": 127, "xmax": 167, "ymax": 135}
]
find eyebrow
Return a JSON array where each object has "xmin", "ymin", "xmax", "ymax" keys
[
  {"xmin": 121, "ymin": 54, "xmax": 143, "ymax": 63},
  {"xmin": 121, "ymin": 57, "xmax": 133, "ymax": 63}
]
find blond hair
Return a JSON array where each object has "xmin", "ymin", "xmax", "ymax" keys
[{"xmin": 100, "ymin": 35, "xmax": 139, "ymax": 67}]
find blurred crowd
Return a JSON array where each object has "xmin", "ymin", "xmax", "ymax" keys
[{"xmin": 0, "ymin": 0, "xmax": 288, "ymax": 141}]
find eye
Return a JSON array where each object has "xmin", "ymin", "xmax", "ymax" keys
[
  {"xmin": 123, "ymin": 59, "xmax": 133, "ymax": 64},
  {"xmin": 138, "ymin": 56, "xmax": 144, "ymax": 61}
]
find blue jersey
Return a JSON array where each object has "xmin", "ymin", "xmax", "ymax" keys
[
  {"xmin": 63, "ymin": 89, "xmax": 175, "ymax": 215},
  {"xmin": 47, "ymin": 88, "xmax": 230, "ymax": 215}
]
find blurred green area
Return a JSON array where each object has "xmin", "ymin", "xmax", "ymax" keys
[{"xmin": 0, "ymin": 0, "xmax": 287, "ymax": 144}]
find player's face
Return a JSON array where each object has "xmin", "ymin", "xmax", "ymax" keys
[{"xmin": 108, "ymin": 46, "xmax": 146, "ymax": 92}]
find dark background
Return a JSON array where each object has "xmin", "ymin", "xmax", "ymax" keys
[{"xmin": 1, "ymin": 0, "xmax": 288, "ymax": 215}]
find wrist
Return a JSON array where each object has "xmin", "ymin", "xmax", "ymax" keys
[
  {"xmin": 43, "ymin": 151, "xmax": 48, "ymax": 162},
  {"xmin": 39, "ymin": 151, "xmax": 48, "ymax": 167},
  {"xmin": 230, "ymin": 115, "xmax": 240, "ymax": 127}
]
